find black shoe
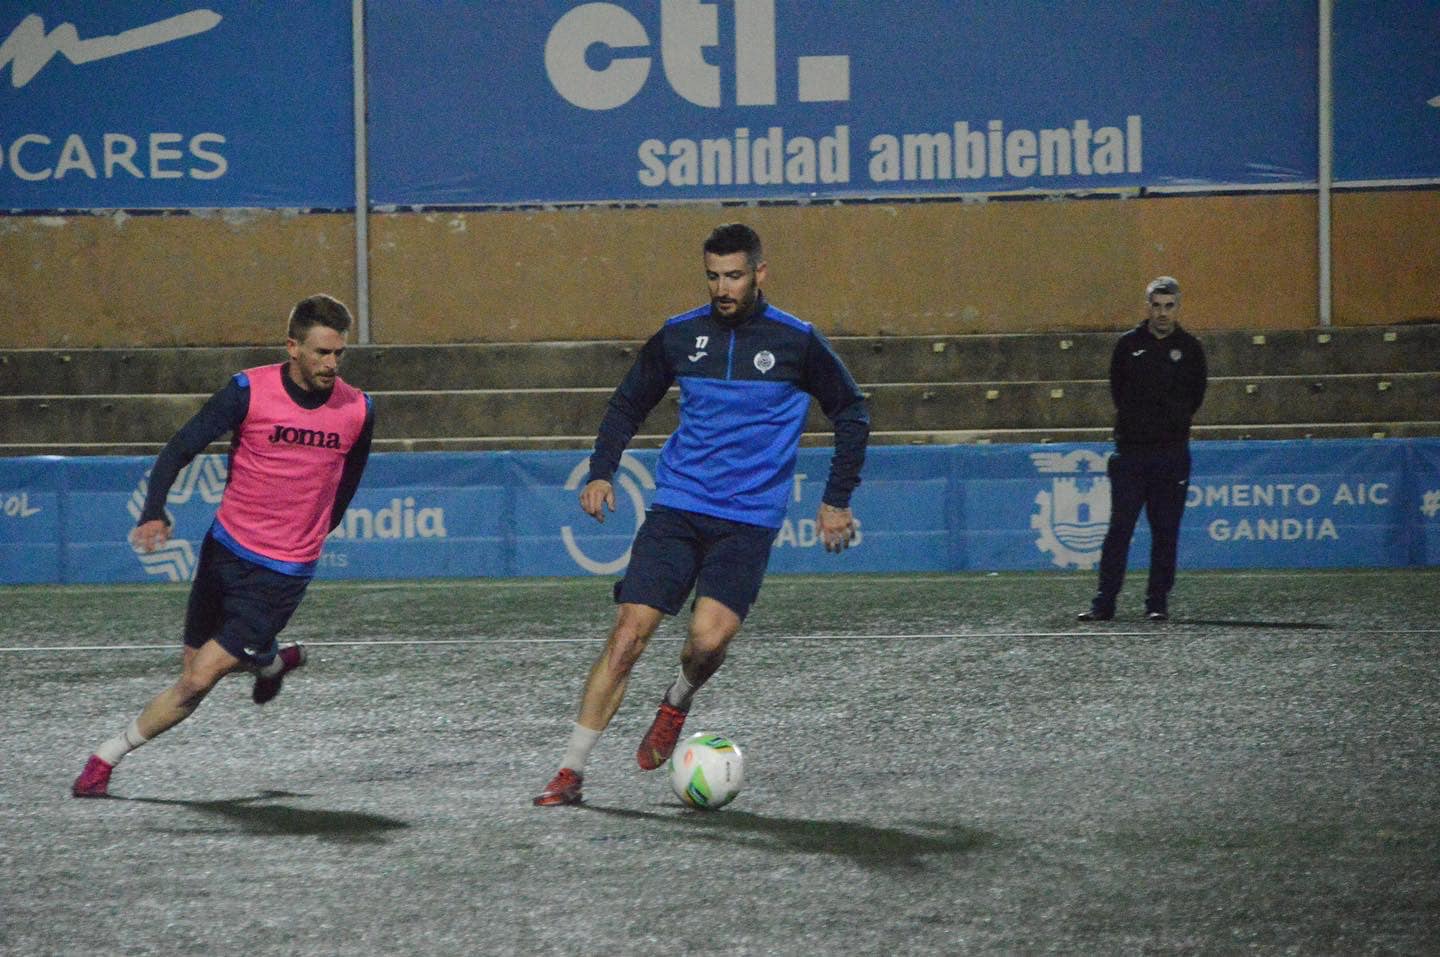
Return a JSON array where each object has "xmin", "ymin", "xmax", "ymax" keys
[
  {"xmin": 1077, "ymin": 607, "xmax": 1113, "ymax": 622},
  {"xmin": 1145, "ymin": 608, "xmax": 1169, "ymax": 621}
]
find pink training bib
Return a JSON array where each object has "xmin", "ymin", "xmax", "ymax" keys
[{"xmin": 215, "ymin": 363, "xmax": 368, "ymax": 564}]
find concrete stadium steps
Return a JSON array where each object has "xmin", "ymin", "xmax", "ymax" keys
[
  {"xmin": 3, "ymin": 372, "xmax": 1437, "ymax": 456},
  {"xmin": 842, "ymin": 325, "xmax": 1440, "ymax": 382},
  {"xmin": 0, "ymin": 342, "xmax": 638, "ymax": 395},
  {"xmin": 1, "ymin": 325, "xmax": 1436, "ymax": 456},
  {"xmin": 2, "ymin": 324, "xmax": 1437, "ymax": 396}
]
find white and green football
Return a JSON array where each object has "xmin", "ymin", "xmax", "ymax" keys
[{"xmin": 667, "ymin": 732, "xmax": 745, "ymax": 810}]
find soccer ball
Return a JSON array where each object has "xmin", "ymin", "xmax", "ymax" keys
[{"xmin": 668, "ymin": 732, "xmax": 745, "ymax": 810}]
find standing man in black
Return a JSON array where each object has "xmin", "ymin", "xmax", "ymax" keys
[{"xmin": 1079, "ymin": 276, "xmax": 1207, "ymax": 622}]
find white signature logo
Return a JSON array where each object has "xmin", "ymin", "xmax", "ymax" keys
[{"xmin": 1, "ymin": 9, "xmax": 222, "ymax": 89}]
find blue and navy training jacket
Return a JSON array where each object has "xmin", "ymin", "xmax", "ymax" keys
[{"xmin": 587, "ymin": 295, "xmax": 870, "ymax": 529}]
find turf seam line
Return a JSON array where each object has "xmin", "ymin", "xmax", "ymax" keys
[{"xmin": 6, "ymin": 627, "xmax": 1440, "ymax": 654}]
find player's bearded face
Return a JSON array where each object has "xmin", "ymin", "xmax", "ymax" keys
[
  {"xmin": 287, "ymin": 326, "xmax": 347, "ymax": 392},
  {"xmin": 705, "ymin": 251, "xmax": 766, "ymax": 323}
]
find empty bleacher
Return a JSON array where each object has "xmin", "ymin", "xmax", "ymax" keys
[{"xmin": 1, "ymin": 324, "xmax": 1438, "ymax": 456}]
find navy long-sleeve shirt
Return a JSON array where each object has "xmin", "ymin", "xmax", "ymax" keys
[{"xmin": 588, "ymin": 295, "xmax": 869, "ymax": 528}]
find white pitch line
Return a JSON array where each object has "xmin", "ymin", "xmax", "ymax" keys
[
  {"xmin": 8, "ymin": 567, "xmax": 1435, "ymax": 598},
  {"xmin": 3, "ymin": 627, "xmax": 1437, "ymax": 654}
]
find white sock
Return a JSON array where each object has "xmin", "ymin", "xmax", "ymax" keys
[
  {"xmin": 664, "ymin": 667, "xmax": 697, "ymax": 711},
  {"xmin": 560, "ymin": 722, "xmax": 602, "ymax": 774},
  {"xmin": 95, "ymin": 718, "xmax": 150, "ymax": 765},
  {"xmin": 257, "ymin": 655, "xmax": 285, "ymax": 678}
]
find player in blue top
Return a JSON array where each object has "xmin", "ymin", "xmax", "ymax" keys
[{"xmin": 535, "ymin": 223, "xmax": 870, "ymax": 806}]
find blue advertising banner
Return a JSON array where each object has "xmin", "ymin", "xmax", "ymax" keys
[
  {"xmin": 366, "ymin": 1, "xmax": 1321, "ymax": 205},
  {"xmin": 0, "ymin": 2, "xmax": 354, "ymax": 209},
  {"xmin": 3, "ymin": 4, "xmax": 1435, "ymax": 211},
  {"xmin": 1334, "ymin": 0, "xmax": 1440, "ymax": 183},
  {"xmin": 1180, "ymin": 441, "xmax": 1411, "ymax": 569},
  {"xmin": 0, "ymin": 455, "xmax": 61, "ymax": 583},
  {"xmin": 3, "ymin": 440, "xmax": 1439, "ymax": 586},
  {"xmin": 1411, "ymin": 439, "xmax": 1440, "ymax": 564}
]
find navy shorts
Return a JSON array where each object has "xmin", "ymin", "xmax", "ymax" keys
[
  {"xmin": 615, "ymin": 506, "xmax": 779, "ymax": 620},
  {"xmin": 183, "ymin": 532, "xmax": 311, "ymax": 667}
]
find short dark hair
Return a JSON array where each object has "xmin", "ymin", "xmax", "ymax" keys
[
  {"xmin": 703, "ymin": 223, "xmax": 763, "ymax": 267},
  {"xmin": 287, "ymin": 294, "xmax": 353, "ymax": 341}
]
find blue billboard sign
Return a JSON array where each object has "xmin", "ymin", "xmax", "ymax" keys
[
  {"xmin": 2, "ymin": 3, "xmax": 1435, "ymax": 210},
  {"xmin": 0, "ymin": 2, "xmax": 354, "ymax": 210},
  {"xmin": 1333, "ymin": 0, "xmax": 1440, "ymax": 183},
  {"xmin": 961, "ymin": 441, "xmax": 1418, "ymax": 573},
  {"xmin": 366, "ymin": 1, "xmax": 1326, "ymax": 206},
  {"xmin": 3, "ymin": 440, "xmax": 1438, "ymax": 586}
]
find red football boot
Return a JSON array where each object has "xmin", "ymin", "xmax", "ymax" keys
[
  {"xmin": 636, "ymin": 701, "xmax": 688, "ymax": 771},
  {"xmin": 253, "ymin": 642, "xmax": 306, "ymax": 705},
  {"xmin": 533, "ymin": 768, "xmax": 583, "ymax": 806},
  {"xmin": 71, "ymin": 755, "xmax": 114, "ymax": 798}
]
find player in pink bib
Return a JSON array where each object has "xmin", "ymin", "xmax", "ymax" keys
[{"xmin": 72, "ymin": 295, "xmax": 374, "ymax": 799}]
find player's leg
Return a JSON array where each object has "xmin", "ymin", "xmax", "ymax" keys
[
  {"xmin": 1082, "ymin": 450, "xmax": 1146, "ymax": 620},
  {"xmin": 633, "ymin": 598, "xmax": 744, "ymax": 772},
  {"xmin": 73, "ymin": 537, "xmax": 313, "ymax": 798},
  {"xmin": 1141, "ymin": 446, "xmax": 1191, "ymax": 619},
  {"xmin": 534, "ymin": 604, "xmax": 667, "ymax": 806},
  {"xmin": 675, "ymin": 597, "xmax": 744, "ymax": 704},
  {"xmin": 577, "ymin": 602, "xmax": 667, "ymax": 732},
  {"xmin": 535, "ymin": 507, "xmax": 698, "ymax": 805},
  {"xmin": 137, "ymin": 638, "xmax": 246, "ymax": 737},
  {"xmin": 637, "ymin": 515, "xmax": 774, "ymax": 770},
  {"xmin": 72, "ymin": 639, "xmax": 243, "ymax": 798},
  {"xmin": 125, "ymin": 557, "xmax": 308, "ymax": 754},
  {"xmin": 73, "ymin": 534, "xmax": 228, "ymax": 798}
]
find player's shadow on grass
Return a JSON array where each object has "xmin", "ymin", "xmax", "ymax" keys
[
  {"xmin": 1168, "ymin": 618, "xmax": 1330, "ymax": 629},
  {"xmin": 129, "ymin": 789, "xmax": 409, "ymax": 845},
  {"xmin": 586, "ymin": 805, "xmax": 989, "ymax": 870}
]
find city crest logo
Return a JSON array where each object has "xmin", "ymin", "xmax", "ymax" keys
[{"xmin": 1029, "ymin": 449, "xmax": 1110, "ymax": 569}]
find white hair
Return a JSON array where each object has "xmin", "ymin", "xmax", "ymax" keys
[{"xmin": 1146, "ymin": 276, "xmax": 1181, "ymax": 300}]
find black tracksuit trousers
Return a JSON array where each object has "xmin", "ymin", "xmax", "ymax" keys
[{"xmin": 1093, "ymin": 443, "xmax": 1191, "ymax": 611}]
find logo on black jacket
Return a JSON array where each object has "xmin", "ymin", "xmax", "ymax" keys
[
  {"xmin": 269, "ymin": 424, "xmax": 342, "ymax": 449},
  {"xmin": 753, "ymin": 350, "xmax": 776, "ymax": 373}
]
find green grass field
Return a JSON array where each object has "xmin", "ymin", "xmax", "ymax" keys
[{"xmin": 3, "ymin": 569, "xmax": 1437, "ymax": 955}]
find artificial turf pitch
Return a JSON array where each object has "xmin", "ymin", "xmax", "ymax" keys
[{"xmin": 2, "ymin": 569, "xmax": 1437, "ymax": 955}]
